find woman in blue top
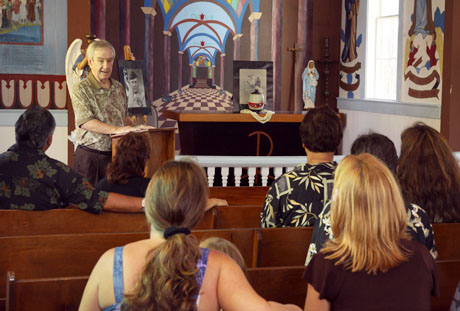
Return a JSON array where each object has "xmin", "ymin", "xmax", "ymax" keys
[{"xmin": 79, "ymin": 160, "xmax": 301, "ymax": 311}]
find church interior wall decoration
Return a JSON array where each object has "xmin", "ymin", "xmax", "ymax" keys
[
  {"xmin": 401, "ymin": 0, "xmax": 444, "ymax": 104},
  {"xmin": 0, "ymin": 0, "xmax": 67, "ymax": 110},
  {"xmin": 338, "ymin": 0, "xmax": 362, "ymax": 99}
]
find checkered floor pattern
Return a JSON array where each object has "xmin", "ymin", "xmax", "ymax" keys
[
  {"xmin": 153, "ymin": 86, "xmax": 233, "ymax": 152},
  {"xmin": 155, "ymin": 86, "xmax": 233, "ymax": 129}
]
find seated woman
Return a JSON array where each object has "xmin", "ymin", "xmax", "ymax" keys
[
  {"xmin": 398, "ymin": 123, "xmax": 460, "ymax": 222},
  {"xmin": 305, "ymin": 132, "xmax": 437, "ymax": 265},
  {"xmin": 304, "ymin": 154, "xmax": 438, "ymax": 310},
  {"xmin": 96, "ymin": 132, "xmax": 150, "ymax": 197},
  {"xmin": 96, "ymin": 133, "xmax": 227, "ymax": 208},
  {"xmin": 80, "ymin": 160, "xmax": 300, "ymax": 311}
]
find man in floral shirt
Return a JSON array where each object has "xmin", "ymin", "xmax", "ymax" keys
[
  {"xmin": 0, "ymin": 107, "xmax": 143, "ymax": 212},
  {"xmin": 260, "ymin": 107, "xmax": 343, "ymax": 227},
  {"xmin": 305, "ymin": 133, "xmax": 437, "ymax": 264}
]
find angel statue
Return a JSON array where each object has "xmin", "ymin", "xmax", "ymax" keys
[
  {"xmin": 302, "ymin": 60, "xmax": 319, "ymax": 109},
  {"xmin": 65, "ymin": 35, "xmax": 97, "ymax": 100}
]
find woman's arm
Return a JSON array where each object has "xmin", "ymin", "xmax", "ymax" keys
[
  {"xmin": 304, "ymin": 284, "xmax": 330, "ymax": 311},
  {"xmin": 79, "ymin": 249, "xmax": 114, "ymax": 311},
  {"xmin": 216, "ymin": 252, "xmax": 301, "ymax": 311}
]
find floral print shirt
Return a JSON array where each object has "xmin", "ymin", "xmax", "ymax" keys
[
  {"xmin": 305, "ymin": 201, "xmax": 438, "ymax": 265},
  {"xmin": 72, "ymin": 72, "xmax": 127, "ymax": 152},
  {"xmin": 260, "ymin": 162, "xmax": 337, "ymax": 228},
  {"xmin": 0, "ymin": 144, "xmax": 107, "ymax": 213}
]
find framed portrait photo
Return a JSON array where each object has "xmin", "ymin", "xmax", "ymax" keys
[
  {"xmin": 233, "ymin": 61, "xmax": 273, "ymax": 112},
  {"xmin": 118, "ymin": 60, "xmax": 151, "ymax": 116}
]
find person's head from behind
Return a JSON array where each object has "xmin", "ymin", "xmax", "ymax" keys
[
  {"xmin": 15, "ymin": 107, "xmax": 56, "ymax": 150},
  {"xmin": 200, "ymin": 237, "xmax": 247, "ymax": 274},
  {"xmin": 398, "ymin": 122, "xmax": 460, "ymax": 222},
  {"xmin": 323, "ymin": 153, "xmax": 409, "ymax": 274},
  {"xmin": 123, "ymin": 160, "xmax": 209, "ymax": 311},
  {"xmin": 299, "ymin": 106, "xmax": 342, "ymax": 154},
  {"xmin": 106, "ymin": 132, "xmax": 150, "ymax": 184},
  {"xmin": 351, "ymin": 132, "xmax": 398, "ymax": 174}
]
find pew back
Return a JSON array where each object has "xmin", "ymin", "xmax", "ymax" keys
[
  {"xmin": 0, "ymin": 208, "xmax": 214, "ymax": 237},
  {"xmin": 432, "ymin": 223, "xmax": 460, "ymax": 260},
  {"xmin": 6, "ymin": 272, "xmax": 87, "ymax": 311},
  {"xmin": 209, "ymin": 187, "xmax": 268, "ymax": 206},
  {"xmin": 257, "ymin": 227, "xmax": 313, "ymax": 267},
  {"xmin": 213, "ymin": 205, "xmax": 262, "ymax": 229}
]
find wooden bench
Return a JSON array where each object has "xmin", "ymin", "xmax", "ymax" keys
[
  {"xmin": 6, "ymin": 272, "xmax": 87, "ymax": 311},
  {"xmin": 5, "ymin": 260, "xmax": 458, "ymax": 311},
  {"xmin": 0, "ymin": 208, "xmax": 214, "ymax": 237},
  {"xmin": 212, "ymin": 205, "xmax": 262, "ymax": 229},
  {"xmin": 432, "ymin": 259, "xmax": 460, "ymax": 310},
  {"xmin": 209, "ymin": 186, "xmax": 268, "ymax": 206},
  {"xmin": 256, "ymin": 227, "xmax": 313, "ymax": 267},
  {"xmin": 432, "ymin": 223, "xmax": 460, "ymax": 260},
  {"xmin": 247, "ymin": 266, "xmax": 307, "ymax": 307}
]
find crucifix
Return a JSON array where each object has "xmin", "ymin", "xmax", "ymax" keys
[{"xmin": 287, "ymin": 43, "xmax": 303, "ymax": 109}]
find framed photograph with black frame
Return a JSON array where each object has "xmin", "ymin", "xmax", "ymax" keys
[
  {"xmin": 118, "ymin": 60, "xmax": 151, "ymax": 116},
  {"xmin": 233, "ymin": 61, "xmax": 273, "ymax": 112}
]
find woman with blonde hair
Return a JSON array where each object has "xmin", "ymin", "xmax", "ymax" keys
[
  {"xmin": 398, "ymin": 122, "xmax": 460, "ymax": 222},
  {"xmin": 303, "ymin": 154, "xmax": 438, "ymax": 311},
  {"xmin": 79, "ymin": 160, "xmax": 300, "ymax": 311}
]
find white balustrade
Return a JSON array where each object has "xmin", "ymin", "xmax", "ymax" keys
[
  {"xmin": 175, "ymin": 155, "xmax": 346, "ymax": 187},
  {"xmin": 176, "ymin": 153, "xmax": 460, "ymax": 187}
]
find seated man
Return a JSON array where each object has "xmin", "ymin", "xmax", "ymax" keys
[
  {"xmin": 260, "ymin": 106, "xmax": 343, "ymax": 227},
  {"xmin": 0, "ymin": 107, "xmax": 142, "ymax": 212},
  {"xmin": 305, "ymin": 132, "xmax": 437, "ymax": 265}
]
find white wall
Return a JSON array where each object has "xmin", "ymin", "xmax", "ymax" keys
[
  {"xmin": 340, "ymin": 109, "xmax": 441, "ymax": 155},
  {"xmin": 0, "ymin": 126, "xmax": 69, "ymax": 165},
  {"xmin": 0, "ymin": 110, "xmax": 69, "ymax": 165}
]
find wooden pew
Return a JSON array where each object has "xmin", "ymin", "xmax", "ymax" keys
[
  {"xmin": 0, "ymin": 208, "xmax": 214, "ymax": 237},
  {"xmin": 209, "ymin": 186, "xmax": 268, "ymax": 206},
  {"xmin": 6, "ymin": 272, "xmax": 87, "ymax": 311},
  {"xmin": 213, "ymin": 205, "xmax": 262, "ymax": 229},
  {"xmin": 432, "ymin": 259, "xmax": 460, "ymax": 311},
  {"xmin": 432, "ymin": 223, "xmax": 460, "ymax": 260},
  {"xmin": 6, "ymin": 260, "xmax": 458, "ymax": 311},
  {"xmin": 247, "ymin": 266, "xmax": 306, "ymax": 308},
  {"xmin": 256, "ymin": 227, "xmax": 313, "ymax": 267},
  {"xmin": 192, "ymin": 228, "xmax": 258, "ymax": 268},
  {"xmin": 0, "ymin": 229, "xmax": 257, "ymax": 301}
]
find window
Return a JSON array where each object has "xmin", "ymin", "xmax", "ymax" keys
[{"xmin": 365, "ymin": 0, "xmax": 399, "ymax": 100}]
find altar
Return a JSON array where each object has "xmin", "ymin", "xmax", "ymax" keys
[{"xmin": 162, "ymin": 110, "xmax": 306, "ymax": 156}]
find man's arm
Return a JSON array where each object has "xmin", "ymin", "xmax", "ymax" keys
[
  {"xmin": 103, "ymin": 192, "xmax": 143, "ymax": 213},
  {"xmin": 80, "ymin": 119, "xmax": 133, "ymax": 135}
]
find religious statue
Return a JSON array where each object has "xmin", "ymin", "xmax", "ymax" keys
[
  {"xmin": 65, "ymin": 35, "xmax": 97, "ymax": 100},
  {"xmin": 341, "ymin": 0, "xmax": 360, "ymax": 63},
  {"xmin": 302, "ymin": 60, "xmax": 319, "ymax": 109}
]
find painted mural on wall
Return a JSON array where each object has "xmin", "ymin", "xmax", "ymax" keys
[
  {"xmin": 402, "ymin": 0, "xmax": 444, "ymax": 104},
  {"xmin": 339, "ymin": 0, "xmax": 362, "ymax": 99},
  {"xmin": 0, "ymin": 0, "xmax": 43, "ymax": 45},
  {"xmin": 0, "ymin": 0, "xmax": 67, "ymax": 109}
]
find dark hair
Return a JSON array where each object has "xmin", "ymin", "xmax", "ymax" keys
[
  {"xmin": 129, "ymin": 70, "xmax": 138, "ymax": 80},
  {"xmin": 123, "ymin": 160, "xmax": 209, "ymax": 311},
  {"xmin": 351, "ymin": 132, "xmax": 398, "ymax": 174},
  {"xmin": 397, "ymin": 122, "xmax": 460, "ymax": 222},
  {"xmin": 106, "ymin": 132, "xmax": 150, "ymax": 184},
  {"xmin": 15, "ymin": 107, "xmax": 56, "ymax": 149},
  {"xmin": 299, "ymin": 106, "xmax": 342, "ymax": 153}
]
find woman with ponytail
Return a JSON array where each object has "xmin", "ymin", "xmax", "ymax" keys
[{"xmin": 79, "ymin": 160, "xmax": 301, "ymax": 311}]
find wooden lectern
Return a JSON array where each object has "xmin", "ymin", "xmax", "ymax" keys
[{"xmin": 111, "ymin": 128, "xmax": 175, "ymax": 178}]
